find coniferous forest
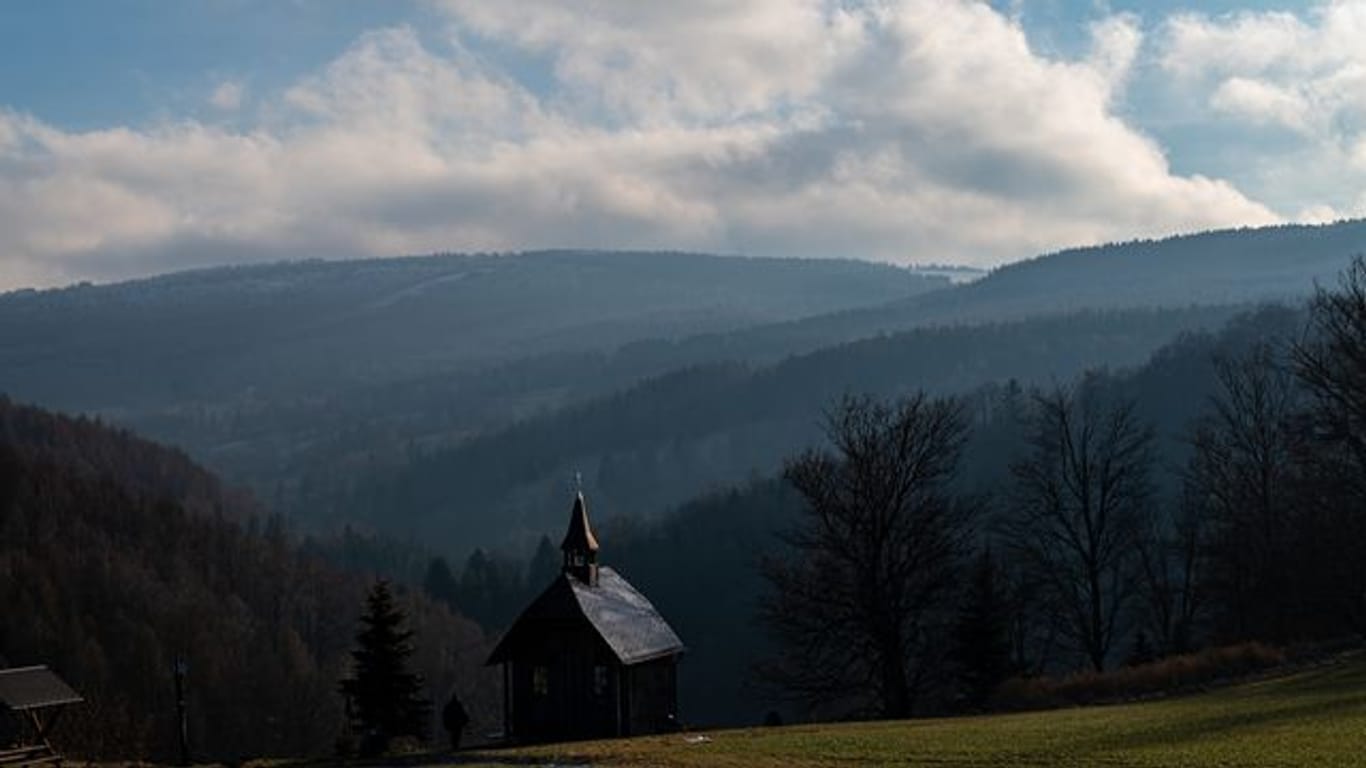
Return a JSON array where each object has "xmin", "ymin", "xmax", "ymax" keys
[{"xmin": 0, "ymin": 398, "xmax": 497, "ymax": 761}]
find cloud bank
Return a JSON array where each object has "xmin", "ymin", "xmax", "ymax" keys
[
  {"xmin": 1157, "ymin": 1, "xmax": 1366, "ymax": 221},
  {"xmin": 5, "ymin": 0, "xmax": 1350, "ymax": 291}
]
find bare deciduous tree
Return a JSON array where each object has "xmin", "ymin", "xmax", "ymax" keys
[
  {"xmin": 1291, "ymin": 255, "xmax": 1366, "ymax": 633},
  {"xmin": 1007, "ymin": 387, "xmax": 1154, "ymax": 672},
  {"xmin": 1134, "ymin": 493, "xmax": 1205, "ymax": 657},
  {"xmin": 1186, "ymin": 345, "xmax": 1302, "ymax": 642},
  {"xmin": 1293, "ymin": 256, "xmax": 1366, "ymax": 470},
  {"xmin": 759, "ymin": 394, "xmax": 975, "ymax": 719}
]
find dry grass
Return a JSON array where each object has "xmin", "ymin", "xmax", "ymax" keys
[{"xmin": 446, "ymin": 650, "xmax": 1366, "ymax": 767}]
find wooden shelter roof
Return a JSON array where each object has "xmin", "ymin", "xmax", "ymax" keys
[{"xmin": 0, "ymin": 667, "xmax": 82, "ymax": 712}]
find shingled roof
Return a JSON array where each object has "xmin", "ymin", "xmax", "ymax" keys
[
  {"xmin": 488, "ymin": 567, "xmax": 684, "ymax": 666},
  {"xmin": 0, "ymin": 666, "xmax": 83, "ymax": 711}
]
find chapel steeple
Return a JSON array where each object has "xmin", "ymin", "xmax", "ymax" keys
[{"xmin": 560, "ymin": 491, "xmax": 600, "ymax": 586}]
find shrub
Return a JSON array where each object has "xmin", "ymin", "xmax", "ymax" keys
[{"xmin": 992, "ymin": 642, "xmax": 1287, "ymax": 710}]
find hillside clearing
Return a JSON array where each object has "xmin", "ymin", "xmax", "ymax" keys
[{"xmin": 453, "ymin": 655, "xmax": 1366, "ymax": 767}]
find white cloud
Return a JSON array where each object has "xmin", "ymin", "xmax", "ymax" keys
[
  {"xmin": 1160, "ymin": 10, "xmax": 1312, "ymax": 79},
  {"xmin": 0, "ymin": 2, "xmax": 1284, "ymax": 291},
  {"xmin": 1209, "ymin": 77, "xmax": 1314, "ymax": 133},
  {"xmin": 1087, "ymin": 13, "xmax": 1143, "ymax": 90},
  {"xmin": 431, "ymin": 0, "xmax": 853, "ymax": 123},
  {"xmin": 210, "ymin": 80, "xmax": 247, "ymax": 111},
  {"xmin": 1156, "ymin": 2, "xmax": 1366, "ymax": 217}
]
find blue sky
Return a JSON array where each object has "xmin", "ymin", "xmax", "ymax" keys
[
  {"xmin": 0, "ymin": 1, "xmax": 422, "ymax": 128},
  {"xmin": 0, "ymin": 1, "xmax": 1359, "ymax": 290}
]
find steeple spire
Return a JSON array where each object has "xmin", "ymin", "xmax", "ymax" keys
[{"xmin": 560, "ymin": 491, "xmax": 599, "ymax": 585}]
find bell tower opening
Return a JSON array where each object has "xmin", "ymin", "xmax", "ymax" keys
[{"xmin": 560, "ymin": 491, "xmax": 600, "ymax": 586}]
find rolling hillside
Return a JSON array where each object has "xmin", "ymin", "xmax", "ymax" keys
[
  {"xmin": 3, "ymin": 222, "xmax": 1362, "ymax": 554},
  {"xmin": 155, "ymin": 220, "xmax": 1366, "ymax": 515},
  {"xmin": 334, "ymin": 305, "xmax": 1247, "ymax": 551}
]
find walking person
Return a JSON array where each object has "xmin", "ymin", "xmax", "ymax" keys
[{"xmin": 442, "ymin": 691, "xmax": 470, "ymax": 751}]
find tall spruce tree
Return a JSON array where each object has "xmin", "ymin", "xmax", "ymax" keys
[{"xmin": 340, "ymin": 580, "xmax": 431, "ymax": 753}]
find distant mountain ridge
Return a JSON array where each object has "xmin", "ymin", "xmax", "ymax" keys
[
  {"xmin": 0, "ymin": 250, "xmax": 945, "ymax": 410},
  {"xmin": 618, "ymin": 220, "xmax": 1366, "ymax": 371},
  {"xmin": 914, "ymin": 221, "xmax": 1366, "ymax": 316}
]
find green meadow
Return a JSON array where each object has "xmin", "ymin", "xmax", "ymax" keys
[{"xmin": 459, "ymin": 656, "xmax": 1366, "ymax": 767}]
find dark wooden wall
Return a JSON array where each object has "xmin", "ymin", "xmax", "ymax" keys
[
  {"xmin": 505, "ymin": 622, "xmax": 621, "ymax": 743},
  {"xmin": 502, "ymin": 622, "xmax": 680, "ymax": 743},
  {"xmin": 624, "ymin": 656, "xmax": 678, "ymax": 736}
]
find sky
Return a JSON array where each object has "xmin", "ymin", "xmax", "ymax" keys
[{"xmin": 1, "ymin": 0, "xmax": 1362, "ymax": 291}]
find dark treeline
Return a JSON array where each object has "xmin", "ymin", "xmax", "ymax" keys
[
  {"xmin": 0, "ymin": 398, "xmax": 498, "ymax": 761},
  {"xmin": 418, "ymin": 538, "xmax": 560, "ymax": 632},
  {"xmin": 467, "ymin": 262, "xmax": 1366, "ymax": 725},
  {"xmin": 997, "ymin": 262, "xmax": 1366, "ymax": 665}
]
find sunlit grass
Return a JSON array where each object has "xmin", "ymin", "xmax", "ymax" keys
[{"xmin": 454, "ymin": 655, "xmax": 1366, "ymax": 767}]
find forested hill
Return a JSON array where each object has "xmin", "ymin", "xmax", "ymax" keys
[
  {"xmin": 0, "ymin": 395, "xmax": 235, "ymax": 513},
  {"xmin": 913, "ymin": 220, "xmax": 1366, "ymax": 318},
  {"xmin": 0, "ymin": 397, "xmax": 494, "ymax": 761},
  {"xmin": 582, "ymin": 305, "xmax": 1307, "ymax": 726},
  {"xmin": 334, "ymin": 304, "xmax": 1245, "ymax": 552},
  {"xmin": 2, "ymin": 223, "xmax": 1360, "ymax": 527},
  {"xmin": 0, "ymin": 251, "xmax": 944, "ymax": 410},
  {"xmin": 613, "ymin": 220, "xmax": 1366, "ymax": 370}
]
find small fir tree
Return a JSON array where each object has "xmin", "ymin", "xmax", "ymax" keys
[
  {"xmin": 423, "ymin": 556, "xmax": 459, "ymax": 608},
  {"xmin": 527, "ymin": 535, "xmax": 560, "ymax": 592},
  {"xmin": 951, "ymin": 549, "xmax": 1015, "ymax": 709},
  {"xmin": 340, "ymin": 580, "xmax": 431, "ymax": 754}
]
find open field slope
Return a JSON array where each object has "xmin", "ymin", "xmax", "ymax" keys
[{"xmin": 466, "ymin": 655, "xmax": 1366, "ymax": 767}]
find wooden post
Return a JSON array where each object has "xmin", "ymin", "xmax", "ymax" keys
[
  {"xmin": 502, "ymin": 662, "xmax": 512, "ymax": 742},
  {"xmin": 24, "ymin": 710, "xmax": 47, "ymax": 750},
  {"xmin": 616, "ymin": 665, "xmax": 630, "ymax": 737},
  {"xmin": 36, "ymin": 707, "xmax": 64, "ymax": 747},
  {"xmin": 174, "ymin": 657, "xmax": 190, "ymax": 766}
]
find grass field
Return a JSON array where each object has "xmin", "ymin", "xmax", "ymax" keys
[{"xmin": 455, "ymin": 655, "xmax": 1366, "ymax": 767}]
